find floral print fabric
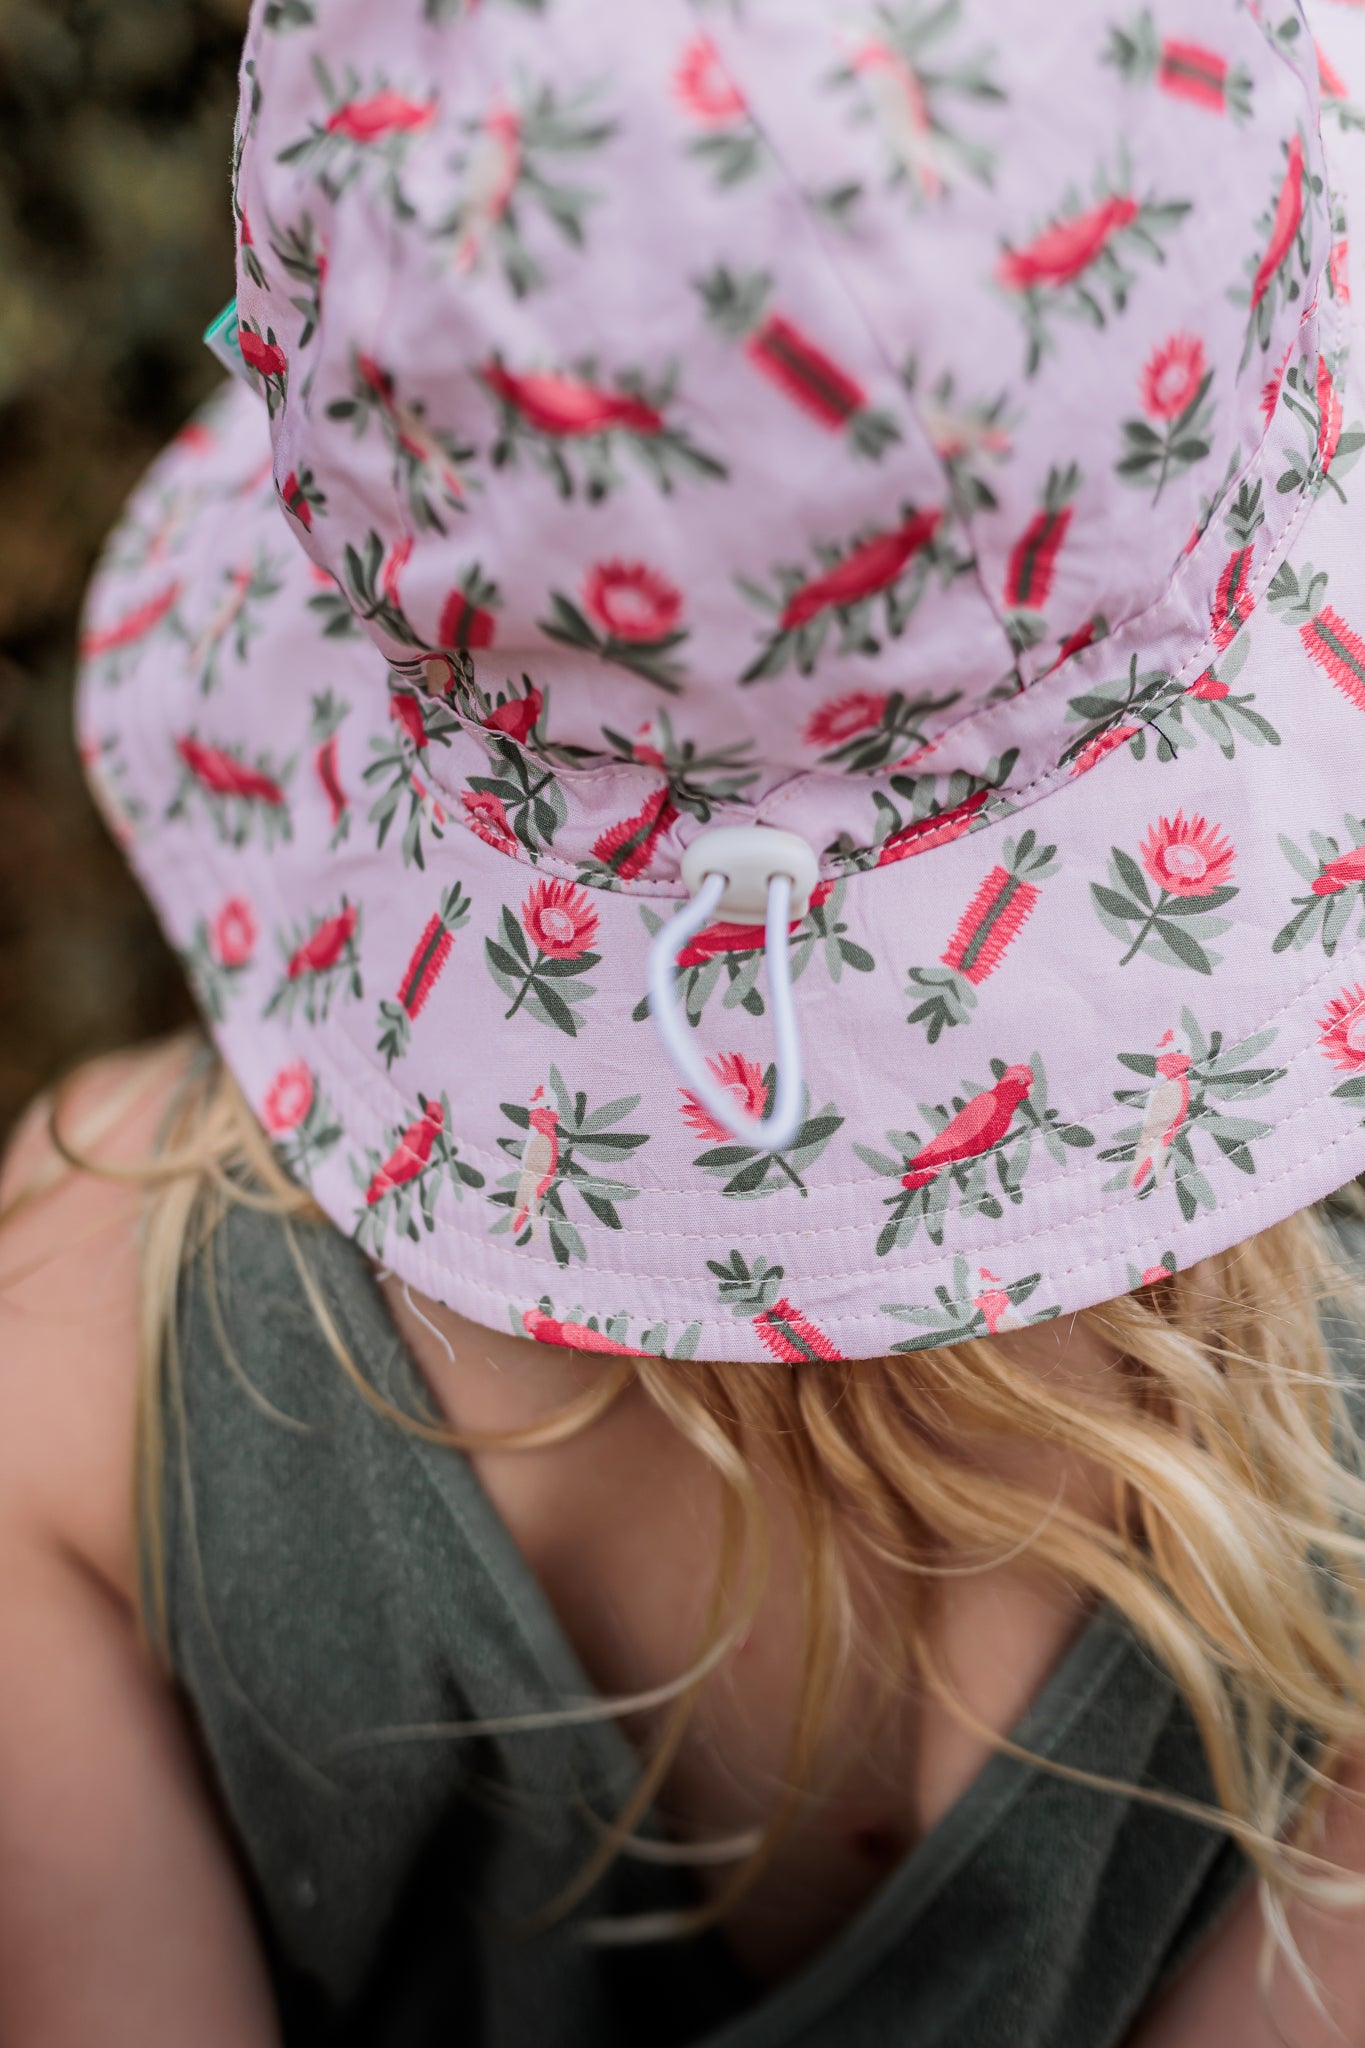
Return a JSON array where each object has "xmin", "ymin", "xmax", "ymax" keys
[{"xmin": 77, "ymin": 0, "xmax": 1365, "ymax": 1359}]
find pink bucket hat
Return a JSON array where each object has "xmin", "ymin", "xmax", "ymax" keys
[{"xmin": 77, "ymin": 0, "xmax": 1365, "ymax": 1362}]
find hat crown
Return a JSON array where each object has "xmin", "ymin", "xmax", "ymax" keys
[{"xmin": 235, "ymin": 0, "xmax": 1335, "ymax": 857}]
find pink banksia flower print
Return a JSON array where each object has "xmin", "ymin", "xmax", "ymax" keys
[
  {"xmin": 583, "ymin": 562, "xmax": 683, "ymax": 643},
  {"xmin": 262, "ymin": 1061, "xmax": 316, "ymax": 1135},
  {"xmin": 1211, "ymin": 547, "xmax": 1255, "ymax": 650},
  {"xmin": 941, "ymin": 867, "xmax": 1040, "ymax": 985},
  {"xmin": 438, "ymin": 586, "xmax": 496, "ymax": 650},
  {"xmin": 212, "ymin": 897, "xmax": 257, "ymax": 969},
  {"xmin": 1159, "ymin": 41, "xmax": 1226, "ymax": 110},
  {"xmin": 1318, "ymin": 986, "xmax": 1365, "ymax": 1073},
  {"xmin": 1316, "ymin": 355, "xmax": 1343, "ymax": 473},
  {"xmin": 1139, "ymin": 813, "xmax": 1235, "ymax": 896},
  {"xmin": 522, "ymin": 878, "xmax": 599, "ymax": 959},
  {"xmin": 400, "ymin": 917, "xmax": 455, "ymax": 1020},
  {"xmin": 1141, "ymin": 334, "xmax": 1206, "ymax": 419},
  {"xmin": 756, "ymin": 1302, "xmax": 844, "ymax": 1365},
  {"xmin": 673, "ymin": 33, "xmax": 746, "ymax": 124},
  {"xmin": 1006, "ymin": 466, "xmax": 1078, "ymax": 611},
  {"xmin": 679, "ymin": 1053, "xmax": 769, "ymax": 1143},
  {"xmin": 1301, "ymin": 607, "xmax": 1365, "ymax": 711},
  {"xmin": 592, "ymin": 788, "xmax": 678, "ymax": 881}
]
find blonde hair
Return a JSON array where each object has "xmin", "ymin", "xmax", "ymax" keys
[{"xmin": 11, "ymin": 1030, "xmax": 1365, "ymax": 1993}]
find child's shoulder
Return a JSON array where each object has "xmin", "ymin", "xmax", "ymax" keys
[{"xmin": 0, "ymin": 1037, "xmax": 200, "ymax": 1604}]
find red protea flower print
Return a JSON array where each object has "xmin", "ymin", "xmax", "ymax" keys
[
  {"xmin": 901, "ymin": 1065, "xmax": 1034, "ymax": 1191},
  {"xmin": 365, "ymin": 1102, "xmax": 445, "ymax": 1205},
  {"xmin": 780, "ymin": 510, "xmax": 940, "ymax": 632},
  {"xmin": 1331, "ymin": 238, "xmax": 1351, "ymax": 306},
  {"xmin": 176, "ymin": 736, "xmax": 284, "ymax": 804},
  {"xmin": 584, "ymin": 562, "xmax": 684, "ymax": 642},
  {"xmin": 262, "ymin": 1061, "xmax": 315, "ymax": 1136},
  {"xmin": 1211, "ymin": 546, "xmax": 1255, "ymax": 650},
  {"xmin": 1250, "ymin": 134, "xmax": 1304, "ymax": 310},
  {"xmin": 480, "ymin": 362, "xmax": 665, "ymax": 438},
  {"xmin": 280, "ymin": 471, "xmax": 312, "ymax": 529},
  {"xmin": 463, "ymin": 788, "xmax": 517, "ymax": 853},
  {"xmin": 1139, "ymin": 812, "xmax": 1235, "ymax": 895},
  {"xmin": 1316, "ymin": 355, "xmax": 1343, "ymax": 472},
  {"xmin": 1318, "ymin": 985, "xmax": 1365, "ymax": 1073},
  {"xmin": 1068, "ymin": 723, "xmax": 1140, "ymax": 778},
  {"xmin": 941, "ymin": 868, "xmax": 1039, "ymax": 985},
  {"xmin": 1141, "ymin": 334, "xmax": 1206, "ymax": 419},
  {"xmin": 80, "ymin": 583, "xmax": 180, "ymax": 658},
  {"xmin": 522, "ymin": 878, "xmax": 599, "ymax": 959},
  {"xmin": 1313, "ymin": 846, "xmax": 1365, "ymax": 897},
  {"xmin": 1301, "ymin": 606, "xmax": 1365, "ymax": 710},
  {"xmin": 745, "ymin": 316, "xmax": 867, "ymax": 429},
  {"xmin": 315, "ymin": 736, "xmax": 347, "ymax": 825},
  {"xmin": 397, "ymin": 919, "xmax": 454, "ymax": 1020},
  {"xmin": 238, "ymin": 328, "xmax": 287, "ymax": 379},
  {"xmin": 592, "ymin": 787, "xmax": 677, "ymax": 881},
  {"xmin": 1158, "ymin": 40, "xmax": 1228, "ymax": 111},
  {"xmin": 876, "ymin": 788, "xmax": 991, "ymax": 865},
  {"xmin": 673, "ymin": 33, "xmax": 746, "ymax": 124},
  {"xmin": 390, "ymin": 690, "xmax": 428, "ymax": 751},
  {"xmin": 755, "ymin": 1301, "xmax": 843, "ymax": 1365},
  {"xmin": 804, "ymin": 691, "xmax": 890, "ymax": 750},
  {"xmin": 522, "ymin": 1307, "xmax": 647, "ymax": 1356},
  {"xmin": 287, "ymin": 901, "xmax": 359, "ymax": 980},
  {"xmin": 438, "ymin": 585, "xmax": 496, "ymax": 650},
  {"xmin": 211, "ymin": 897, "xmax": 257, "ymax": 969},
  {"xmin": 996, "ymin": 195, "xmax": 1139, "ymax": 292},
  {"xmin": 680, "ymin": 1052, "xmax": 768, "ymax": 1143},
  {"xmin": 325, "ymin": 90, "xmax": 436, "ymax": 142},
  {"xmin": 483, "ymin": 687, "xmax": 542, "ymax": 743},
  {"xmin": 1140, "ymin": 1263, "xmax": 1176, "ymax": 1287}
]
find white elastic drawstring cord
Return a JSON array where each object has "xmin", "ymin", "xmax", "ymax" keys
[{"xmin": 647, "ymin": 867, "xmax": 805, "ymax": 1151}]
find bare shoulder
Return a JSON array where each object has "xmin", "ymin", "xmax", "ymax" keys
[{"xmin": 0, "ymin": 1036, "xmax": 202, "ymax": 1604}]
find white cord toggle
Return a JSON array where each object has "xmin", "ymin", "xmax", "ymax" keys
[{"xmin": 647, "ymin": 826, "xmax": 819, "ymax": 1153}]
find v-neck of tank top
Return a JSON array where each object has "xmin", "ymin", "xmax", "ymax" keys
[{"xmin": 376, "ymin": 1318, "xmax": 1136, "ymax": 2048}]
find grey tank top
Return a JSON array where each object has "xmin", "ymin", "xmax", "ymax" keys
[{"xmin": 153, "ymin": 1197, "xmax": 1282, "ymax": 2048}]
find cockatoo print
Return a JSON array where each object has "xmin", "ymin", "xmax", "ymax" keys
[
  {"xmin": 453, "ymin": 100, "xmax": 522, "ymax": 273},
  {"xmin": 512, "ymin": 1086, "xmax": 561, "ymax": 1236},
  {"xmin": 1132, "ymin": 1034, "xmax": 1193, "ymax": 1189},
  {"xmin": 849, "ymin": 41, "xmax": 947, "ymax": 200}
]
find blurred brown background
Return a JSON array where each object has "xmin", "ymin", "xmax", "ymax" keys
[{"xmin": 0, "ymin": 0, "xmax": 249, "ymax": 1137}]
